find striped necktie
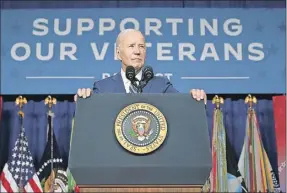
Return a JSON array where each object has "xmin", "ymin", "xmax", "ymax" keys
[{"xmin": 129, "ymin": 84, "xmax": 138, "ymax": 93}]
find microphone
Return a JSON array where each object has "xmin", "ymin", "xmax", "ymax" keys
[
  {"xmin": 125, "ymin": 66, "xmax": 139, "ymax": 93},
  {"xmin": 125, "ymin": 66, "xmax": 136, "ymax": 81},
  {"xmin": 142, "ymin": 65, "xmax": 154, "ymax": 82},
  {"xmin": 139, "ymin": 66, "xmax": 154, "ymax": 91}
]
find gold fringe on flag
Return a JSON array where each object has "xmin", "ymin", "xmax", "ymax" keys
[{"xmin": 202, "ymin": 95, "xmax": 228, "ymax": 192}]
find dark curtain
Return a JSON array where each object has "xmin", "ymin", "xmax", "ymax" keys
[
  {"xmin": 0, "ymin": 98, "xmax": 75, "ymax": 171},
  {"xmin": 0, "ymin": 0, "xmax": 285, "ymax": 182},
  {"xmin": 0, "ymin": 95, "xmax": 280, "ymax": 176}
]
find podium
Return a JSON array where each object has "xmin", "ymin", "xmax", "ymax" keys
[{"xmin": 69, "ymin": 94, "xmax": 212, "ymax": 192}]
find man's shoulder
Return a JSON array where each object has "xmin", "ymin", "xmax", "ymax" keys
[
  {"xmin": 94, "ymin": 74, "xmax": 118, "ymax": 86},
  {"xmin": 149, "ymin": 75, "xmax": 178, "ymax": 93},
  {"xmin": 151, "ymin": 75, "xmax": 170, "ymax": 83},
  {"xmin": 92, "ymin": 73, "xmax": 119, "ymax": 93}
]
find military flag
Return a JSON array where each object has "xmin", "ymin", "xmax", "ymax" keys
[
  {"xmin": 238, "ymin": 99, "xmax": 281, "ymax": 192},
  {"xmin": 203, "ymin": 96, "xmax": 247, "ymax": 192},
  {"xmin": 37, "ymin": 112, "xmax": 67, "ymax": 192}
]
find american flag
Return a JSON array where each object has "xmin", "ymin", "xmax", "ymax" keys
[{"xmin": 0, "ymin": 128, "xmax": 43, "ymax": 192}]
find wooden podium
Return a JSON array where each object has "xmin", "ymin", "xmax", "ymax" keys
[
  {"xmin": 69, "ymin": 94, "xmax": 211, "ymax": 193},
  {"xmin": 78, "ymin": 185, "xmax": 202, "ymax": 192}
]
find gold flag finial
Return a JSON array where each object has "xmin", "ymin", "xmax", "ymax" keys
[
  {"xmin": 15, "ymin": 96, "xmax": 27, "ymax": 118},
  {"xmin": 44, "ymin": 95, "xmax": 57, "ymax": 109},
  {"xmin": 245, "ymin": 94, "xmax": 257, "ymax": 108},
  {"xmin": 212, "ymin": 95, "xmax": 224, "ymax": 109}
]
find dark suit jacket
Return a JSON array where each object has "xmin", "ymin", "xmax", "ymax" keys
[{"xmin": 93, "ymin": 72, "xmax": 178, "ymax": 93}]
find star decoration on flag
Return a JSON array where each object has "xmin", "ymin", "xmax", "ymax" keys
[
  {"xmin": 1, "ymin": 128, "xmax": 43, "ymax": 192},
  {"xmin": 8, "ymin": 132, "xmax": 35, "ymax": 186}
]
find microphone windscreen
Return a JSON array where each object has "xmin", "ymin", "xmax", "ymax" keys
[
  {"xmin": 126, "ymin": 66, "xmax": 136, "ymax": 81},
  {"xmin": 143, "ymin": 66, "xmax": 154, "ymax": 80}
]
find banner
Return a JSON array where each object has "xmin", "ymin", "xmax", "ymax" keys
[
  {"xmin": 1, "ymin": 8, "xmax": 285, "ymax": 94},
  {"xmin": 273, "ymin": 95, "xmax": 286, "ymax": 192}
]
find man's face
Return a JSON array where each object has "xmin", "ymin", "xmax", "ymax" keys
[{"xmin": 116, "ymin": 31, "xmax": 146, "ymax": 72}]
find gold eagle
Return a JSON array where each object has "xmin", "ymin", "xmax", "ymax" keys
[{"xmin": 132, "ymin": 118, "xmax": 151, "ymax": 136}]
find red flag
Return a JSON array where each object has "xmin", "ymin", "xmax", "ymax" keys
[
  {"xmin": 273, "ymin": 95, "xmax": 286, "ymax": 192},
  {"xmin": 75, "ymin": 185, "xmax": 80, "ymax": 193}
]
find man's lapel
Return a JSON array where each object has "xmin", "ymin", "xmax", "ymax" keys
[
  {"xmin": 142, "ymin": 79, "xmax": 153, "ymax": 93},
  {"xmin": 112, "ymin": 73, "xmax": 126, "ymax": 93}
]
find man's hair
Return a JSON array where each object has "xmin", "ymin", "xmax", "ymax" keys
[{"xmin": 116, "ymin": 29, "xmax": 143, "ymax": 48}]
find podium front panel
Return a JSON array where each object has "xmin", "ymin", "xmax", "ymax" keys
[{"xmin": 69, "ymin": 94, "xmax": 211, "ymax": 185}]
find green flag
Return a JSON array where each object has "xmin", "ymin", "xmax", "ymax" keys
[
  {"xmin": 66, "ymin": 168, "xmax": 76, "ymax": 192},
  {"xmin": 66, "ymin": 117, "xmax": 77, "ymax": 192}
]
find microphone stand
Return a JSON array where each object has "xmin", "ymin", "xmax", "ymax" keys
[{"xmin": 138, "ymin": 81, "xmax": 143, "ymax": 93}]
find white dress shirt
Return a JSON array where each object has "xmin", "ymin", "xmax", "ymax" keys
[{"xmin": 121, "ymin": 68, "xmax": 142, "ymax": 93}]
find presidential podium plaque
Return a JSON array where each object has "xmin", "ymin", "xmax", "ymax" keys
[{"xmin": 69, "ymin": 93, "xmax": 212, "ymax": 192}]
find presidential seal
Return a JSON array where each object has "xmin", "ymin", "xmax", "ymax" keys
[{"xmin": 115, "ymin": 103, "xmax": 167, "ymax": 154}]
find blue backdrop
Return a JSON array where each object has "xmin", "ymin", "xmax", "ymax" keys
[{"xmin": 1, "ymin": 7, "xmax": 285, "ymax": 94}]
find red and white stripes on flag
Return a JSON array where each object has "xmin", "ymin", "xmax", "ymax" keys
[
  {"xmin": 0, "ymin": 165, "xmax": 42, "ymax": 192},
  {"xmin": 0, "ymin": 128, "xmax": 43, "ymax": 192}
]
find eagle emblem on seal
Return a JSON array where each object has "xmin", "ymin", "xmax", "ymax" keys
[
  {"xmin": 115, "ymin": 103, "xmax": 167, "ymax": 154},
  {"xmin": 131, "ymin": 115, "xmax": 153, "ymax": 141}
]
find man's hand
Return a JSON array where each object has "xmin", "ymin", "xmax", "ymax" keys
[
  {"xmin": 190, "ymin": 89, "xmax": 207, "ymax": 104},
  {"xmin": 74, "ymin": 88, "xmax": 92, "ymax": 102}
]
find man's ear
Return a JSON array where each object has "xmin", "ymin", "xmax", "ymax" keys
[{"xmin": 116, "ymin": 47, "xmax": 122, "ymax": 61}]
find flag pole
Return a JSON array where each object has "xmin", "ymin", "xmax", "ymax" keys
[
  {"xmin": 15, "ymin": 96, "xmax": 27, "ymax": 193},
  {"xmin": 44, "ymin": 95, "xmax": 57, "ymax": 192},
  {"xmin": 245, "ymin": 94, "xmax": 278, "ymax": 191},
  {"xmin": 210, "ymin": 95, "xmax": 225, "ymax": 192},
  {"xmin": 244, "ymin": 94, "xmax": 258, "ymax": 191}
]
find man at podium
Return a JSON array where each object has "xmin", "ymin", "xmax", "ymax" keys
[
  {"xmin": 75, "ymin": 29, "xmax": 206, "ymax": 103},
  {"xmin": 71, "ymin": 29, "xmax": 211, "ymax": 192}
]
